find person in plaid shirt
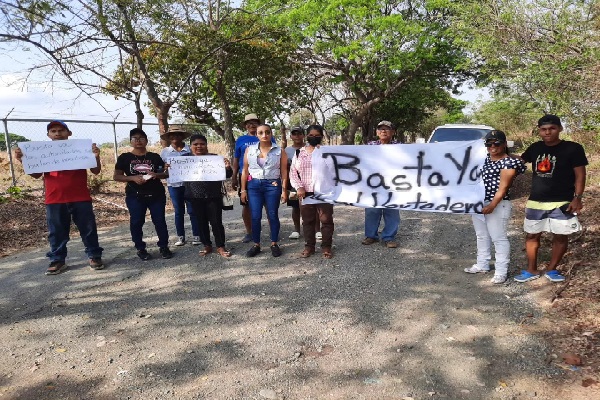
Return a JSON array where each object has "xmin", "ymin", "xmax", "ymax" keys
[{"xmin": 290, "ymin": 124, "xmax": 335, "ymax": 259}]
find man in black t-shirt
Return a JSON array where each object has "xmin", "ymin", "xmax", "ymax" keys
[
  {"xmin": 514, "ymin": 115, "xmax": 588, "ymax": 283},
  {"xmin": 114, "ymin": 128, "xmax": 173, "ymax": 261}
]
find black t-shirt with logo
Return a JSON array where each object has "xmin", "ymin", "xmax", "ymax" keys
[
  {"xmin": 115, "ymin": 152, "xmax": 166, "ymax": 196},
  {"xmin": 521, "ymin": 140, "xmax": 588, "ymax": 202}
]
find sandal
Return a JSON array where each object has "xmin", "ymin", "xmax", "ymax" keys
[
  {"xmin": 199, "ymin": 246, "xmax": 213, "ymax": 256},
  {"xmin": 216, "ymin": 247, "xmax": 231, "ymax": 258},
  {"xmin": 300, "ymin": 246, "xmax": 315, "ymax": 258},
  {"xmin": 322, "ymin": 247, "xmax": 333, "ymax": 259}
]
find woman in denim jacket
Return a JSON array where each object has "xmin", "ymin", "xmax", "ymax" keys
[{"xmin": 240, "ymin": 124, "xmax": 288, "ymax": 257}]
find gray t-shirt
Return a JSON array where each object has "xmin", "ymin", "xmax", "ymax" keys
[{"xmin": 285, "ymin": 145, "xmax": 302, "ymax": 166}]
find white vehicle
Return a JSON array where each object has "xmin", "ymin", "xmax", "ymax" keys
[{"xmin": 427, "ymin": 124, "xmax": 495, "ymax": 143}]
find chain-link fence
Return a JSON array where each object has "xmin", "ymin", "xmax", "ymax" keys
[
  {"xmin": 0, "ymin": 117, "xmax": 335, "ymax": 193},
  {"xmin": 1, "ymin": 118, "xmax": 164, "ymax": 192}
]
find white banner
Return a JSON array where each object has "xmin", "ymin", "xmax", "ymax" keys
[
  {"xmin": 168, "ymin": 155, "xmax": 226, "ymax": 182},
  {"xmin": 311, "ymin": 140, "xmax": 487, "ymax": 214},
  {"xmin": 19, "ymin": 139, "xmax": 96, "ymax": 174}
]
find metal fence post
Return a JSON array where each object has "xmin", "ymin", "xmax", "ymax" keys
[
  {"xmin": 2, "ymin": 118, "xmax": 17, "ymax": 187},
  {"xmin": 112, "ymin": 120, "xmax": 118, "ymax": 163}
]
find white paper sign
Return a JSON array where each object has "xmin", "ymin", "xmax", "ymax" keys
[
  {"xmin": 167, "ymin": 155, "xmax": 226, "ymax": 182},
  {"xmin": 18, "ymin": 139, "xmax": 96, "ymax": 174},
  {"xmin": 310, "ymin": 140, "xmax": 487, "ymax": 214}
]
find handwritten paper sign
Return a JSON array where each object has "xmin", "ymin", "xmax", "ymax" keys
[
  {"xmin": 167, "ymin": 155, "xmax": 226, "ymax": 182},
  {"xmin": 19, "ymin": 139, "xmax": 96, "ymax": 174},
  {"xmin": 310, "ymin": 140, "xmax": 487, "ymax": 214}
]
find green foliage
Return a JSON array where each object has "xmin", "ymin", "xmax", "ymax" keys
[
  {"xmin": 87, "ymin": 173, "xmax": 110, "ymax": 195},
  {"xmin": 471, "ymin": 94, "xmax": 541, "ymax": 136},
  {"xmin": 0, "ymin": 134, "xmax": 30, "ymax": 151},
  {"xmin": 6, "ymin": 186, "xmax": 23, "ymax": 198},
  {"xmin": 324, "ymin": 114, "xmax": 350, "ymax": 136},
  {"xmin": 455, "ymin": 0, "xmax": 600, "ymax": 125},
  {"xmin": 371, "ymin": 86, "xmax": 468, "ymax": 140},
  {"xmin": 289, "ymin": 109, "xmax": 316, "ymax": 128},
  {"xmin": 0, "ymin": 185, "xmax": 25, "ymax": 203},
  {"xmin": 175, "ymin": 10, "xmax": 301, "ymax": 125},
  {"xmin": 248, "ymin": 0, "xmax": 471, "ymax": 143}
]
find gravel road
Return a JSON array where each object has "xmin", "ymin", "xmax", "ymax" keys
[{"xmin": 0, "ymin": 205, "xmax": 565, "ymax": 399}]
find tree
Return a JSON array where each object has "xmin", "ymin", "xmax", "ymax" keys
[
  {"xmin": 470, "ymin": 94, "xmax": 540, "ymax": 136},
  {"xmin": 171, "ymin": 3, "xmax": 302, "ymax": 158},
  {"xmin": 0, "ymin": 133, "xmax": 29, "ymax": 151},
  {"xmin": 0, "ymin": 0, "xmax": 158, "ymax": 127},
  {"xmin": 366, "ymin": 84, "xmax": 468, "ymax": 143},
  {"xmin": 323, "ymin": 113, "xmax": 349, "ymax": 145},
  {"xmin": 249, "ymin": 0, "xmax": 471, "ymax": 144},
  {"xmin": 455, "ymin": 0, "xmax": 600, "ymax": 126},
  {"xmin": 0, "ymin": 0, "xmax": 208, "ymax": 135}
]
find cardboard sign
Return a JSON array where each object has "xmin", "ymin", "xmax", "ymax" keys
[
  {"xmin": 19, "ymin": 139, "xmax": 96, "ymax": 174},
  {"xmin": 167, "ymin": 155, "xmax": 226, "ymax": 182}
]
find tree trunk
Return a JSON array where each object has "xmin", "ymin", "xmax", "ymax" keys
[
  {"xmin": 221, "ymin": 107, "xmax": 235, "ymax": 161},
  {"xmin": 215, "ymin": 82, "xmax": 235, "ymax": 160},
  {"xmin": 280, "ymin": 124, "xmax": 287, "ymax": 148},
  {"xmin": 155, "ymin": 104, "xmax": 170, "ymax": 147},
  {"xmin": 342, "ymin": 99, "xmax": 384, "ymax": 144},
  {"xmin": 214, "ymin": 52, "xmax": 236, "ymax": 160},
  {"xmin": 134, "ymin": 97, "xmax": 144, "ymax": 129}
]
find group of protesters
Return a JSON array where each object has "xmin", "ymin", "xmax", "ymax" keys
[{"xmin": 14, "ymin": 114, "xmax": 587, "ymax": 285}]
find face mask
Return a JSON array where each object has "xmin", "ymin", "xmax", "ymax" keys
[{"xmin": 307, "ymin": 136, "xmax": 322, "ymax": 146}]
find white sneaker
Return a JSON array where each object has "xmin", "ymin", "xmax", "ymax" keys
[
  {"xmin": 491, "ymin": 275, "xmax": 507, "ymax": 284},
  {"xmin": 289, "ymin": 231, "xmax": 300, "ymax": 239},
  {"xmin": 315, "ymin": 232, "xmax": 323, "ymax": 240},
  {"xmin": 464, "ymin": 264, "xmax": 490, "ymax": 274},
  {"xmin": 174, "ymin": 236, "xmax": 185, "ymax": 246},
  {"xmin": 191, "ymin": 236, "xmax": 201, "ymax": 245}
]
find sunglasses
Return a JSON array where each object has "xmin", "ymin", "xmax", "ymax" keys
[
  {"xmin": 290, "ymin": 132, "xmax": 303, "ymax": 136},
  {"xmin": 484, "ymin": 141, "xmax": 504, "ymax": 147}
]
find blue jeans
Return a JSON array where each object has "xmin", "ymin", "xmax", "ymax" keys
[
  {"xmin": 46, "ymin": 201, "xmax": 103, "ymax": 262},
  {"xmin": 168, "ymin": 186, "xmax": 199, "ymax": 238},
  {"xmin": 247, "ymin": 178, "xmax": 281, "ymax": 244},
  {"xmin": 364, "ymin": 207, "xmax": 400, "ymax": 242},
  {"xmin": 125, "ymin": 194, "xmax": 170, "ymax": 250}
]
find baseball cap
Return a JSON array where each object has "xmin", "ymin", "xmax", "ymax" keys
[
  {"xmin": 538, "ymin": 114, "xmax": 562, "ymax": 127},
  {"xmin": 376, "ymin": 120, "xmax": 394, "ymax": 129},
  {"xmin": 129, "ymin": 128, "xmax": 148, "ymax": 139},
  {"xmin": 47, "ymin": 120, "xmax": 69, "ymax": 131},
  {"xmin": 484, "ymin": 130, "xmax": 507, "ymax": 142},
  {"xmin": 290, "ymin": 126, "xmax": 304, "ymax": 134}
]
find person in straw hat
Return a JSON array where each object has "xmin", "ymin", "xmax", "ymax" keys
[{"xmin": 160, "ymin": 126, "xmax": 201, "ymax": 246}]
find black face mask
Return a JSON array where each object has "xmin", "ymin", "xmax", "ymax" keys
[{"xmin": 306, "ymin": 136, "xmax": 322, "ymax": 146}]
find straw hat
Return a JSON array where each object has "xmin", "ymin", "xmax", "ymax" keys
[{"xmin": 160, "ymin": 126, "xmax": 191, "ymax": 141}]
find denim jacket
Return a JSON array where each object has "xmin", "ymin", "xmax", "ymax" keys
[{"xmin": 247, "ymin": 143, "xmax": 281, "ymax": 179}]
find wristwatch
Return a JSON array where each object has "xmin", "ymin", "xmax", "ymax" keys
[{"xmin": 574, "ymin": 194, "xmax": 583, "ymax": 199}]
